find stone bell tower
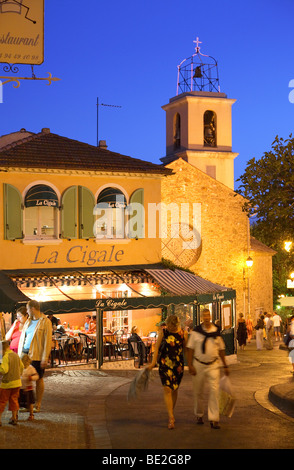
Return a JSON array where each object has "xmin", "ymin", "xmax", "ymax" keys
[{"xmin": 160, "ymin": 38, "xmax": 238, "ymax": 190}]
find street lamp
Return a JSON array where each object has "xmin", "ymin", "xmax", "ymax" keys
[
  {"xmin": 284, "ymin": 241, "xmax": 292, "ymax": 252},
  {"xmin": 246, "ymin": 256, "xmax": 253, "ymax": 268},
  {"xmin": 245, "ymin": 257, "xmax": 253, "ymax": 315}
]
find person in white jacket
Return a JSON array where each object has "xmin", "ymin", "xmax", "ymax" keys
[{"xmin": 18, "ymin": 300, "xmax": 52, "ymax": 413}]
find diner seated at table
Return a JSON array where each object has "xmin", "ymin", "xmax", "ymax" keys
[
  {"xmin": 84, "ymin": 315, "xmax": 96, "ymax": 333},
  {"xmin": 128, "ymin": 326, "xmax": 148, "ymax": 367},
  {"xmin": 56, "ymin": 319, "xmax": 66, "ymax": 334}
]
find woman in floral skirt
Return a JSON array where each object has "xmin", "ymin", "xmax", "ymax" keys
[{"xmin": 148, "ymin": 315, "xmax": 188, "ymax": 429}]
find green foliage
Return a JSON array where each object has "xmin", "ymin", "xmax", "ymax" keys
[
  {"xmin": 236, "ymin": 135, "xmax": 294, "ymax": 242},
  {"xmin": 236, "ymin": 135, "xmax": 294, "ymax": 306}
]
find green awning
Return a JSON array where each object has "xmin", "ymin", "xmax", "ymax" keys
[
  {"xmin": 25, "ymin": 184, "xmax": 58, "ymax": 208},
  {"xmin": 97, "ymin": 187, "xmax": 127, "ymax": 208},
  {"xmin": 20, "ymin": 290, "xmax": 235, "ymax": 315},
  {"xmin": 0, "ymin": 271, "xmax": 30, "ymax": 313}
]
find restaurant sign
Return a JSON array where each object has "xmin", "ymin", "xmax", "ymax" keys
[
  {"xmin": 32, "ymin": 245, "xmax": 125, "ymax": 266},
  {"xmin": 0, "ymin": 0, "xmax": 44, "ymax": 65}
]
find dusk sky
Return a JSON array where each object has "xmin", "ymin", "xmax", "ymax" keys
[{"xmin": 1, "ymin": 0, "xmax": 294, "ymax": 188}]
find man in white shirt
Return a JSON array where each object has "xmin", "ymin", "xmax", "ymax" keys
[
  {"xmin": 273, "ymin": 311, "xmax": 282, "ymax": 341},
  {"xmin": 187, "ymin": 309, "xmax": 229, "ymax": 429},
  {"xmin": 265, "ymin": 313, "xmax": 274, "ymax": 350}
]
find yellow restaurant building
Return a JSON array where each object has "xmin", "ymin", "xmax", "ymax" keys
[{"xmin": 0, "ymin": 127, "xmax": 236, "ymax": 364}]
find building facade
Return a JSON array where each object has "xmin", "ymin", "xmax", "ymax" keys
[{"xmin": 160, "ymin": 43, "xmax": 275, "ymax": 323}]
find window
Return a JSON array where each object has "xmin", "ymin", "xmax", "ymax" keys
[
  {"xmin": 60, "ymin": 186, "xmax": 95, "ymax": 239},
  {"xmin": 206, "ymin": 165, "xmax": 216, "ymax": 179},
  {"xmin": 95, "ymin": 187, "xmax": 127, "ymax": 239},
  {"xmin": 103, "ymin": 310, "xmax": 131, "ymax": 333},
  {"xmin": 24, "ymin": 185, "xmax": 58, "ymax": 239},
  {"xmin": 3, "ymin": 183, "xmax": 23, "ymax": 240},
  {"xmin": 204, "ymin": 110, "xmax": 217, "ymax": 147},
  {"xmin": 173, "ymin": 113, "xmax": 181, "ymax": 149}
]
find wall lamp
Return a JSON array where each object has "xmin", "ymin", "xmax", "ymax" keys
[{"xmin": 246, "ymin": 256, "xmax": 253, "ymax": 268}]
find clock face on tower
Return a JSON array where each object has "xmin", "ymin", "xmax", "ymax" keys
[{"xmin": 161, "ymin": 223, "xmax": 202, "ymax": 269}]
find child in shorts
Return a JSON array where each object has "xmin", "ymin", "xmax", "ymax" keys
[{"xmin": 19, "ymin": 354, "xmax": 39, "ymax": 421}]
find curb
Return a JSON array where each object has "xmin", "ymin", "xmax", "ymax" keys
[{"xmin": 268, "ymin": 382, "xmax": 294, "ymax": 419}]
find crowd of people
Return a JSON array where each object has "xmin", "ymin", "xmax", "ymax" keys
[
  {"xmin": 0, "ymin": 300, "xmax": 52, "ymax": 426},
  {"xmin": 1, "ymin": 302, "xmax": 294, "ymax": 429},
  {"xmin": 235, "ymin": 310, "xmax": 293, "ymax": 352}
]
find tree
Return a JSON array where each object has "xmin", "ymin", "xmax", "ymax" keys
[{"xmin": 236, "ymin": 135, "xmax": 294, "ymax": 304}]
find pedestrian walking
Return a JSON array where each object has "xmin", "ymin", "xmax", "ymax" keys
[
  {"xmin": 246, "ymin": 314, "xmax": 253, "ymax": 343},
  {"xmin": 147, "ymin": 314, "xmax": 188, "ymax": 430},
  {"xmin": 18, "ymin": 300, "xmax": 52, "ymax": 413},
  {"xmin": 0, "ymin": 340, "xmax": 23, "ymax": 426},
  {"xmin": 19, "ymin": 354, "xmax": 39, "ymax": 421},
  {"xmin": 255, "ymin": 314, "xmax": 265, "ymax": 350},
  {"xmin": 236, "ymin": 313, "xmax": 247, "ymax": 350},
  {"xmin": 273, "ymin": 311, "xmax": 282, "ymax": 342},
  {"xmin": 265, "ymin": 313, "xmax": 274, "ymax": 350},
  {"xmin": 5, "ymin": 307, "xmax": 28, "ymax": 353},
  {"xmin": 187, "ymin": 309, "xmax": 229, "ymax": 429}
]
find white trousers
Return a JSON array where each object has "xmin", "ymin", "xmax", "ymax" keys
[
  {"xmin": 256, "ymin": 329, "xmax": 263, "ymax": 350},
  {"xmin": 192, "ymin": 360, "xmax": 220, "ymax": 422}
]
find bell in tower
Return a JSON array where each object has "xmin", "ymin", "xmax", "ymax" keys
[
  {"xmin": 177, "ymin": 37, "xmax": 220, "ymax": 95},
  {"xmin": 161, "ymin": 38, "xmax": 238, "ymax": 191}
]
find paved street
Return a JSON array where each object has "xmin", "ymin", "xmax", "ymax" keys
[{"xmin": 0, "ymin": 340, "xmax": 293, "ymax": 450}]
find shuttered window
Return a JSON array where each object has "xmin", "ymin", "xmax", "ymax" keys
[
  {"xmin": 24, "ymin": 185, "xmax": 58, "ymax": 239},
  {"xmin": 3, "ymin": 183, "xmax": 23, "ymax": 240},
  {"xmin": 95, "ymin": 187, "xmax": 127, "ymax": 239},
  {"xmin": 78, "ymin": 186, "xmax": 95, "ymax": 239},
  {"xmin": 61, "ymin": 186, "xmax": 78, "ymax": 239},
  {"xmin": 61, "ymin": 186, "xmax": 95, "ymax": 239},
  {"xmin": 127, "ymin": 188, "xmax": 144, "ymax": 239}
]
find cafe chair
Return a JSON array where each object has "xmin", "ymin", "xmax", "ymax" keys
[
  {"xmin": 129, "ymin": 340, "xmax": 146, "ymax": 368},
  {"xmin": 51, "ymin": 334, "xmax": 68, "ymax": 366},
  {"xmin": 103, "ymin": 337, "xmax": 116, "ymax": 361},
  {"xmin": 78, "ymin": 333, "xmax": 96, "ymax": 362},
  {"xmin": 114, "ymin": 330, "xmax": 129, "ymax": 359}
]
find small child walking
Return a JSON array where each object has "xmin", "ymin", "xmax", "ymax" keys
[
  {"xmin": 19, "ymin": 354, "xmax": 39, "ymax": 421},
  {"xmin": 0, "ymin": 340, "xmax": 23, "ymax": 426}
]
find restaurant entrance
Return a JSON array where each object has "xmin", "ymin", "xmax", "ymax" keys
[{"xmin": 0, "ymin": 267, "xmax": 236, "ymax": 368}]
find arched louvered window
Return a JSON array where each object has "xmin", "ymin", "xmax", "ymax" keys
[
  {"xmin": 173, "ymin": 113, "xmax": 181, "ymax": 149},
  {"xmin": 94, "ymin": 187, "xmax": 127, "ymax": 239},
  {"xmin": 204, "ymin": 110, "xmax": 217, "ymax": 147},
  {"xmin": 24, "ymin": 185, "xmax": 58, "ymax": 239}
]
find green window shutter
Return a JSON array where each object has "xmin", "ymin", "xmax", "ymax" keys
[
  {"xmin": 78, "ymin": 186, "xmax": 95, "ymax": 239},
  {"xmin": 128, "ymin": 188, "xmax": 144, "ymax": 238},
  {"xmin": 3, "ymin": 183, "xmax": 23, "ymax": 240},
  {"xmin": 61, "ymin": 186, "xmax": 78, "ymax": 239}
]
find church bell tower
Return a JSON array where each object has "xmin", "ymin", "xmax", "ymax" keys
[{"xmin": 161, "ymin": 38, "xmax": 238, "ymax": 190}]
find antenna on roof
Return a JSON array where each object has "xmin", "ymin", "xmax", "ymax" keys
[{"xmin": 96, "ymin": 97, "xmax": 122, "ymax": 147}]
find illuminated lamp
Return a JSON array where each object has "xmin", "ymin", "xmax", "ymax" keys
[{"xmin": 246, "ymin": 257, "xmax": 253, "ymax": 267}]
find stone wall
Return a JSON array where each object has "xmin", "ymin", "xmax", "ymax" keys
[{"xmin": 161, "ymin": 158, "xmax": 274, "ymax": 318}]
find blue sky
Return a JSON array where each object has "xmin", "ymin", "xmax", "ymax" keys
[{"xmin": 1, "ymin": 0, "xmax": 294, "ymax": 188}]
